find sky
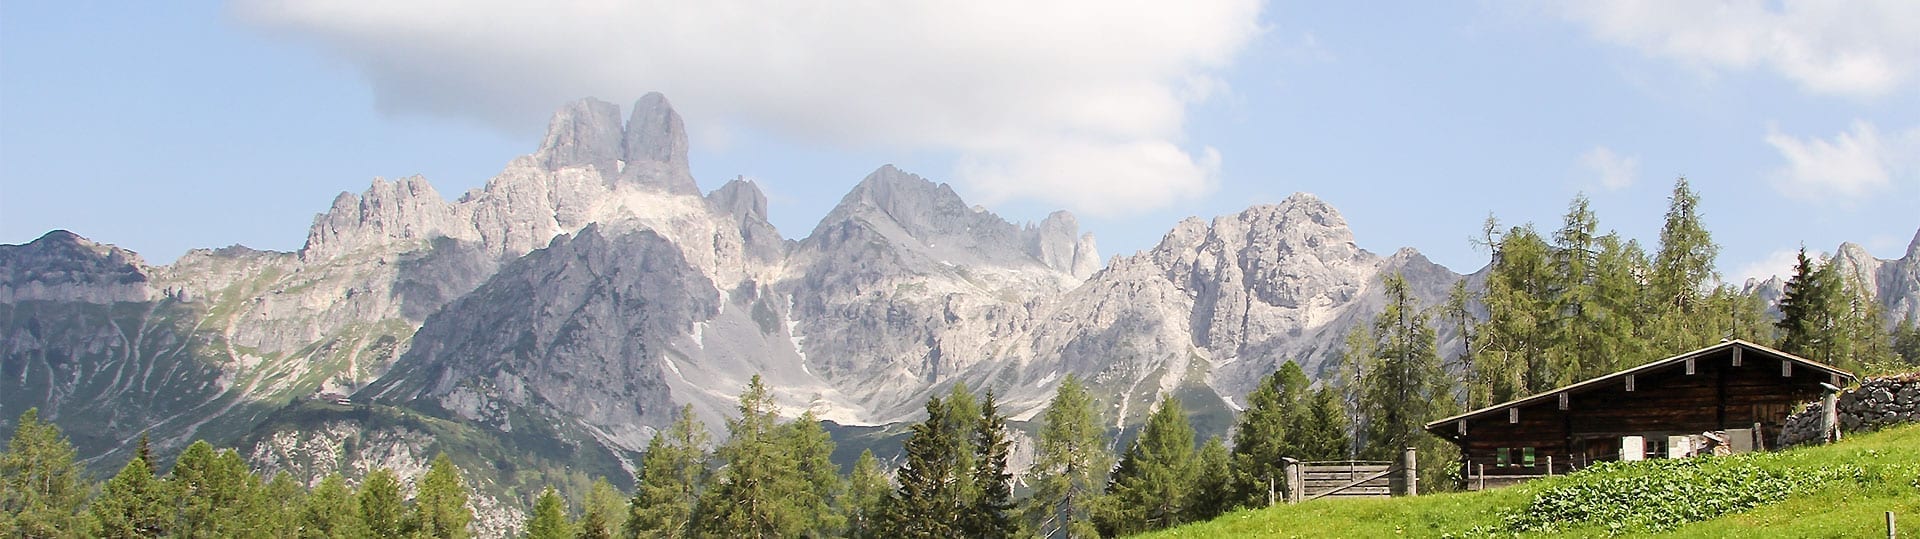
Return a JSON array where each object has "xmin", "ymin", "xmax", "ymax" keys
[{"xmin": 3, "ymin": 1, "xmax": 1917, "ymax": 284}]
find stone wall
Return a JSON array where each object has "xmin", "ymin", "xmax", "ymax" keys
[{"xmin": 1780, "ymin": 372, "xmax": 1920, "ymax": 447}]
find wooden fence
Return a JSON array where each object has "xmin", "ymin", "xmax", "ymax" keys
[{"xmin": 1279, "ymin": 447, "xmax": 1418, "ymax": 503}]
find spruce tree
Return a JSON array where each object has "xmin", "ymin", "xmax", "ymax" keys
[
  {"xmin": 1186, "ymin": 437, "xmax": 1233, "ymax": 522},
  {"xmin": 1893, "ymin": 317, "xmax": 1920, "ymax": 367},
  {"xmin": 1096, "ymin": 397, "xmax": 1197, "ymax": 536},
  {"xmin": 92, "ymin": 456, "xmax": 174, "ymax": 538},
  {"xmin": 843, "ymin": 450, "xmax": 889, "ymax": 539},
  {"xmin": 1778, "ymin": 247, "xmax": 1847, "ymax": 363},
  {"xmin": 961, "ymin": 390, "xmax": 1015, "ymax": 539},
  {"xmin": 411, "ymin": 453, "xmax": 474, "ymax": 539},
  {"xmin": 1022, "ymin": 375, "xmax": 1110, "ymax": 539},
  {"xmin": 1349, "ymin": 273, "xmax": 1449, "ymax": 460},
  {"xmin": 624, "ymin": 404, "xmax": 707, "ymax": 539},
  {"xmin": 526, "ymin": 486, "xmax": 574, "ymax": 539},
  {"xmin": 1229, "ymin": 361, "xmax": 1308, "ymax": 507},
  {"xmin": 358, "ymin": 468, "xmax": 407, "ymax": 538},
  {"xmin": 1294, "ymin": 386, "xmax": 1351, "ymax": 461},
  {"xmin": 697, "ymin": 375, "xmax": 804, "ymax": 538},
  {"xmin": 886, "ymin": 396, "xmax": 961, "ymax": 538},
  {"xmin": 0, "ymin": 408, "xmax": 92, "ymax": 538}
]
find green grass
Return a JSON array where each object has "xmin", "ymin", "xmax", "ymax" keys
[{"xmin": 1144, "ymin": 423, "xmax": 1920, "ymax": 538}]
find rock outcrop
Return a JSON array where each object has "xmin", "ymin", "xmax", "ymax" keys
[{"xmin": 0, "ymin": 230, "xmax": 153, "ymax": 304}]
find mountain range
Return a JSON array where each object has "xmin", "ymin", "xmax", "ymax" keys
[{"xmin": 5, "ymin": 93, "xmax": 1917, "ymax": 535}]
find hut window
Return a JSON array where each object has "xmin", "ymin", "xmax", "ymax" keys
[
  {"xmin": 1626, "ymin": 374, "xmax": 1636, "ymax": 392},
  {"xmin": 1509, "ymin": 408, "xmax": 1519, "ymax": 423},
  {"xmin": 1686, "ymin": 358, "xmax": 1696, "ymax": 375},
  {"xmin": 1781, "ymin": 361, "xmax": 1792, "ymax": 377},
  {"xmin": 1496, "ymin": 448, "xmax": 1510, "ymax": 467},
  {"xmin": 1523, "ymin": 447, "xmax": 1536, "ymax": 467}
]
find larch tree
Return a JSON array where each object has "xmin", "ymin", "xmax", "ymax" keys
[
  {"xmin": 0, "ymin": 409, "xmax": 92, "ymax": 538},
  {"xmin": 410, "ymin": 453, "xmax": 474, "ymax": 539},
  {"xmin": 91, "ymin": 456, "xmax": 173, "ymax": 539},
  {"xmin": 842, "ymin": 450, "xmax": 890, "ymax": 539},
  {"xmin": 358, "ymin": 468, "xmax": 407, "ymax": 539},
  {"xmin": 697, "ymin": 375, "xmax": 805, "ymax": 538},
  {"xmin": 624, "ymin": 404, "xmax": 707, "ymax": 539},
  {"xmin": 1022, "ymin": 375, "xmax": 1111, "ymax": 539},
  {"xmin": 525, "ymin": 486, "xmax": 574, "ymax": 539}
]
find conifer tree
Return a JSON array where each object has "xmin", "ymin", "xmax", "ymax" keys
[
  {"xmin": 1651, "ymin": 177, "xmax": 1718, "ymax": 316},
  {"xmin": 843, "ymin": 450, "xmax": 889, "ymax": 539},
  {"xmin": 0, "ymin": 408, "xmax": 92, "ymax": 538},
  {"xmin": 1477, "ymin": 222, "xmax": 1555, "ymax": 399},
  {"xmin": 961, "ymin": 390, "xmax": 1015, "ymax": 539},
  {"xmin": 262, "ymin": 471, "xmax": 307, "ymax": 538},
  {"xmin": 173, "ymin": 441, "xmax": 266, "ymax": 538},
  {"xmin": 91, "ymin": 456, "xmax": 173, "ymax": 538},
  {"xmin": 1186, "ymin": 437, "xmax": 1233, "ymax": 522},
  {"xmin": 1023, "ymin": 375, "xmax": 1110, "ymax": 539},
  {"xmin": 886, "ymin": 396, "xmax": 961, "ymax": 538},
  {"xmin": 697, "ymin": 375, "xmax": 804, "ymax": 538},
  {"xmin": 359, "ymin": 468, "xmax": 407, "ymax": 539},
  {"xmin": 575, "ymin": 479, "xmax": 622, "ymax": 539},
  {"xmin": 1894, "ymin": 317, "xmax": 1920, "ymax": 367},
  {"xmin": 1778, "ymin": 247, "xmax": 1847, "ymax": 363},
  {"xmin": 780, "ymin": 410, "xmax": 843, "ymax": 536},
  {"xmin": 1229, "ymin": 361, "xmax": 1308, "ymax": 507},
  {"xmin": 1095, "ymin": 397, "xmax": 1197, "ymax": 536},
  {"xmin": 526, "ymin": 487, "xmax": 574, "ymax": 539},
  {"xmin": 411, "ymin": 453, "xmax": 473, "ymax": 539},
  {"xmin": 624, "ymin": 404, "xmax": 707, "ymax": 539},
  {"xmin": 1294, "ymin": 386, "xmax": 1351, "ymax": 461},
  {"xmin": 1349, "ymin": 273, "xmax": 1450, "ymax": 460},
  {"xmin": 299, "ymin": 473, "xmax": 367, "ymax": 539}
]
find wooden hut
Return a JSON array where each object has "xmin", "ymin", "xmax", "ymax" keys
[{"xmin": 1423, "ymin": 340, "xmax": 1853, "ymax": 490}]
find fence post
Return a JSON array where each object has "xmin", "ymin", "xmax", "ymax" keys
[
  {"xmin": 1401, "ymin": 447, "xmax": 1418, "ymax": 496},
  {"xmin": 1888, "ymin": 511, "xmax": 1896, "ymax": 539},
  {"xmin": 1477, "ymin": 463, "xmax": 1486, "ymax": 491},
  {"xmin": 1547, "ymin": 455, "xmax": 1554, "ymax": 477},
  {"xmin": 1281, "ymin": 458, "xmax": 1301, "ymax": 504}
]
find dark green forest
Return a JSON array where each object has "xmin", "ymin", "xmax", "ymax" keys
[{"xmin": 6, "ymin": 179, "xmax": 1918, "ymax": 538}]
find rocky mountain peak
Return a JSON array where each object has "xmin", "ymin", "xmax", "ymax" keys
[
  {"xmin": 301, "ymin": 175, "xmax": 473, "ymax": 261},
  {"xmin": 0, "ymin": 230, "xmax": 153, "ymax": 303},
  {"xmin": 707, "ymin": 176, "xmax": 770, "ymax": 223},
  {"xmin": 537, "ymin": 97, "xmax": 625, "ymax": 175},
  {"xmin": 619, "ymin": 92, "xmax": 698, "ymax": 196}
]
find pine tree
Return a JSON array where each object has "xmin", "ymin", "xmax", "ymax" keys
[
  {"xmin": 91, "ymin": 456, "xmax": 174, "ymax": 538},
  {"xmin": 961, "ymin": 390, "xmax": 1015, "ymax": 539},
  {"xmin": 1096, "ymin": 397, "xmax": 1197, "ymax": 536},
  {"xmin": 0, "ymin": 408, "xmax": 92, "ymax": 538},
  {"xmin": 358, "ymin": 468, "xmax": 407, "ymax": 539},
  {"xmin": 697, "ymin": 375, "xmax": 804, "ymax": 538},
  {"xmin": 843, "ymin": 450, "xmax": 889, "ymax": 539},
  {"xmin": 624, "ymin": 404, "xmax": 707, "ymax": 539},
  {"xmin": 1228, "ymin": 361, "xmax": 1309, "ymax": 508},
  {"xmin": 885, "ymin": 396, "xmax": 961, "ymax": 538},
  {"xmin": 575, "ymin": 479, "xmax": 622, "ymax": 539},
  {"xmin": 1186, "ymin": 437, "xmax": 1233, "ymax": 522},
  {"xmin": 1023, "ymin": 375, "xmax": 1110, "ymax": 539},
  {"xmin": 526, "ymin": 486, "xmax": 574, "ymax": 539},
  {"xmin": 299, "ymin": 473, "xmax": 368, "ymax": 539},
  {"xmin": 410, "ymin": 453, "xmax": 473, "ymax": 539}
]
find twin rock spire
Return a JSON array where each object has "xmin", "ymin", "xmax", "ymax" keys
[{"xmin": 536, "ymin": 92, "xmax": 697, "ymax": 196}]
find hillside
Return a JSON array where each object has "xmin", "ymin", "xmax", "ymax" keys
[{"xmin": 1145, "ymin": 423, "xmax": 1920, "ymax": 538}]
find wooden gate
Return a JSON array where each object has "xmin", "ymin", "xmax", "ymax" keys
[{"xmin": 1281, "ymin": 448, "xmax": 1418, "ymax": 502}]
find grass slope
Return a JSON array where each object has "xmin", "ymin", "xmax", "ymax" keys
[{"xmin": 1146, "ymin": 423, "xmax": 1920, "ymax": 538}]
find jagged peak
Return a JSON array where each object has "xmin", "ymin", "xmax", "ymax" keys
[
  {"xmin": 623, "ymin": 92, "xmax": 688, "ymax": 167},
  {"xmin": 537, "ymin": 97, "xmax": 624, "ymax": 173},
  {"xmin": 837, "ymin": 165, "xmax": 966, "ymax": 221},
  {"xmin": 707, "ymin": 176, "xmax": 770, "ymax": 223},
  {"xmin": 1907, "ymin": 228, "xmax": 1920, "ymax": 258}
]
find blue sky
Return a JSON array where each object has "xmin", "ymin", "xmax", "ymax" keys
[{"xmin": 3, "ymin": 1, "xmax": 1916, "ymax": 284}]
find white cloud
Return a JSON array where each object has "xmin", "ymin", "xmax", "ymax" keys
[
  {"xmin": 1730, "ymin": 248, "xmax": 1804, "ymax": 284},
  {"xmin": 234, "ymin": 0, "xmax": 1265, "ymax": 214},
  {"xmin": 1578, "ymin": 145, "xmax": 1638, "ymax": 190},
  {"xmin": 1765, "ymin": 120, "xmax": 1920, "ymax": 199},
  {"xmin": 1558, "ymin": 0, "xmax": 1920, "ymax": 98}
]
